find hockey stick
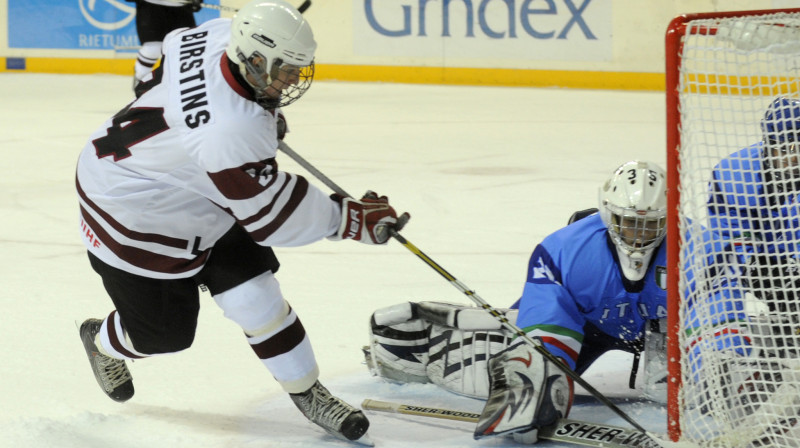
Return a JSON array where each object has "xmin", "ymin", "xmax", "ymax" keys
[
  {"xmin": 297, "ymin": 0, "xmax": 312, "ymax": 13},
  {"xmin": 276, "ymin": 140, "xmax": 652, "ymax": 437},
  {"xmin": 361, "ymin": 399, "xmax": 663, "ymax": 448},
  {"xmin": 196, "ymin": 2, "xmax": 237, "ymax": 12},
  {"xmin": 195, "ymin": 0, "xmax": 311, "ymax": 13}
]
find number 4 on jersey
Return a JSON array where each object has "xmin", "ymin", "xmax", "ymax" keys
[{"xmin": 92, "ymin": 107, "xmax": 169, "ymax": 161}]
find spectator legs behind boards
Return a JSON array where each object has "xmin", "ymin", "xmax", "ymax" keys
[{"xmin": 134, "ymin": 41, "xmax": 162, "ymax": 88}]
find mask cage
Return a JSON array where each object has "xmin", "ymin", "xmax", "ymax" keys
[
  {"xmin": 236, "ymin": 49, "xmax": 315, "ymax": 109},
  {"xmin": 606, "ymin": 206, "xmax": 666, "ymax": 254}
]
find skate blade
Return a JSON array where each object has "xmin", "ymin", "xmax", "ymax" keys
[{"xmin": 352, "ymin": 433, "xmax": 374, "ymax": 446}]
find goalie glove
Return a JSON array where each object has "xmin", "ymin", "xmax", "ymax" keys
[
  {"xmin": 329, "ymin": 191, "xmax": 409, "ymax": 244},
  {"xmin": 474, "ymin": 340, "xmax": 573, "ymax": 444}
]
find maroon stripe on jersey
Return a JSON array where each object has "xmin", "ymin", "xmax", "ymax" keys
[
  {"xmin": 80, "ymin": 204, "xmax": 210, "ymax": 274},
  {"xmin": 236, "ymin": 176, "xmax": 291, "ymax": 227},
  {"xmin": 248, "ymin": 176, "xmax": 310, "ymax": 242},
  {"xmin": 207, "ymin": 161, "xmax": 281, "ymax": 200},
  {"xmin": 76, "ymin": 177, "xmax": 189, "ymax": 249},
  {"xmin": 220, "ymin": 54, "xmax": 254, "ymax": 101},
  {"xmin": 106, "ymin": 311, "xmax": 145, "ymax": 359},
  {"xmin": 250, "ymin": 315, "xmax": 307, "ymax": 360}
]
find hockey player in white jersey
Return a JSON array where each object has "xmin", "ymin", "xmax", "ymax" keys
[{"xmin": 76, "ymin": 0, "xmax": 408, "ymax": 443}]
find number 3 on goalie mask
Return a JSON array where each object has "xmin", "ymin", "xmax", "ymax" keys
[
  {"xmin": 226, "ymin": 0, "xmax": 317, "ymax": 109},
  {"xmin": 599, "ymin": 161, "xmax": 667, "ymax": 282}
]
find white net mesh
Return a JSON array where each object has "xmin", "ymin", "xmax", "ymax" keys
[{"xmin": 675, "ymin": 11, "xmax": 800, "ymax": 447}]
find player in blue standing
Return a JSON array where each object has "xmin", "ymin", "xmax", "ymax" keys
[
  {"xmin": 365, "ymin": 160, "xmax": 669, "ymax": 444},
  {"xmin": 689, "ymin": 97, "xmax": 800, "ymax": 443},
  {"xmin": 708, "ymin": 97, "xmax": 800, "ymax": 315},
  {"xmin": 708, "ymin": 96, "xmax": 800, "ymax": 249}
]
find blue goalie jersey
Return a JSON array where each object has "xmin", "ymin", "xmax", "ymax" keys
[{"xmin": 511, "ymin": 214, "xmax": 667, "ymax": 371}]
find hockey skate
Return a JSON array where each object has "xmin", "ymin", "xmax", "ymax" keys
[
  {"xmin": 79, "ymin": 318, "xmax": 134, "ymax": 402},
  {"xmin": 290, "ymin": 381, "xmax": 371, "ymax": 444}
]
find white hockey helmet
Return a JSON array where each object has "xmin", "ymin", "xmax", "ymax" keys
[
  {"xmin": 599, "ymin": 161, "xmax": 667, "ymax": 281},
  {"xmin": 226, "ymin": 0, "xmax": 317, "ymax": 108}
]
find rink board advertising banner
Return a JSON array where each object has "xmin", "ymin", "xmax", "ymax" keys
[
  {"xmin": 8, "ymin": 0, "xmax": 220, "ymax": 50},
  {"xmin": 353, "ymin": 0, "xmax": 612, "ymax": 62}
]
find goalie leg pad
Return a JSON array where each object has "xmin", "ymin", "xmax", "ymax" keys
[
  {"xmin": 473, "ymin": 340, "xmax": 573, "ymax": 443},
  {"xmin": 426, "ymin": 323, "xmax": 512, "ymax": 399},
  {"xmin": 643, "ymin": 319, "xmax": 667, "ymax": 404},
  {"xmin": 713, "ymin": 358, "xmax": 800, "ymax": 446},
  {"xmin": 416, "ymin": 301, "xmax": 518, "ymax": 331},
  {"xmin": 366, "ymin": 303, "xmax": 430, "ymax": 384},
  {"xmin": 365, "ymin": 301, "xmax": 516, "ymax": 393}
]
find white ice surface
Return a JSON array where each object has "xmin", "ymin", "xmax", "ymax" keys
[{"xmin": 0, "ymin": 73, "xmax": 669, "ymax": 447}]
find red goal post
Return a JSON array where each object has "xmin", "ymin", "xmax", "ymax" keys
[{"xmin": 666, "ymin": 8, "xmax": 800, "ymax": 445}]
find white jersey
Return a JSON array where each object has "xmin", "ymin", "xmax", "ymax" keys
[{"xmin": 76, "ymin": 18, "xmax": 339, "ymax": 279}]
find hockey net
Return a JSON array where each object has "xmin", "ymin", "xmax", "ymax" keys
[{"xmin": 666, "ymin": 8, "xmax": 800, "ymax": 447}]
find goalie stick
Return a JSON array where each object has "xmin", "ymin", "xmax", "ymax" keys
[
  {"xmin": 361, "ymin": 399, "xmax": 664, "ymax": 448},
  {"xmin": 276, "ymin": 140, "xmax": 651, "ymax": 436}
]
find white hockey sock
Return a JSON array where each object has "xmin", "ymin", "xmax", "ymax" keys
[
  {"xmin": 213, "ymin": 272, "xmax": 319, "ymax": 394},
  {"xmin": 134, "ymin": 41, "xmax": 162, "ymax": 81},
  {"xmin": 97, "ymin": 310, "xmax": 148, "ymax": 360}
]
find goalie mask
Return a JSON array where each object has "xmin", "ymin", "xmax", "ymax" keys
[
  {"xmin": 599, "ymin": 161, "xmax": 667, "ymax": 281},
  {"xmin": 226, "ymin": 0, "xmax": 316, "ymax": 109},
  {"xmin": 761, "ymin": 96, "xmax": 800, "ymax": 185}
]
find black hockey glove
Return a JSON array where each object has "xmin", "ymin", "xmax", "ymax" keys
[
  {"xmin": 190, "ymin": 0, "xmax": 202, "ymax": 12},
  {"xmin": 277, "ymin": 113, "xmax": 287, "ymax": 141}
]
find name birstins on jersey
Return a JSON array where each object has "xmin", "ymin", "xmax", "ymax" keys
[{"xmin": 178, "ymin": 31, "xmax": 211, "ymax": 129}]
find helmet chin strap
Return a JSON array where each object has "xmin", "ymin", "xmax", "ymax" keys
[
  {"xmin": 236, "ymin": 62, "xmax": 282, "ymax": 109},
  {"xmin": 615, "ymin": 246, "xmax": 655, "ymax": 282},
  {"xmin": 235, "ymin": 49, "xmax": 274, "ymax": 95}
]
